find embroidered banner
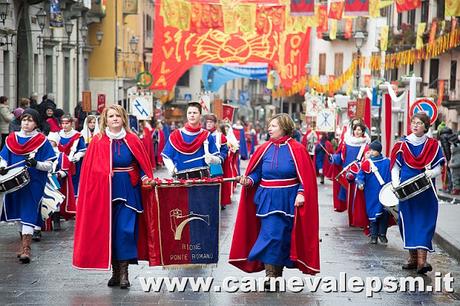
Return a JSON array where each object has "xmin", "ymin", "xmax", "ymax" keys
[
  {"xmin": 328, "ymin": 0, "xmax": 344, "ymax": 20},
  {"xmin": 344, "ymin": 0, "xmax": 369, "ymax": 16},
  {"xmin": 290, "ymin": 0, "xmax": 315, "ymax": 16},
  {"xmin": 151, "ymin": 0, "xmax": 311, "ymax": 91},
  {"xmin": 156, "ymin": 184, "xmax": 221, "ymax": 267},
  {"xmin": 395, "ymin": 0, "xmax": 421, "ymax": 13}
]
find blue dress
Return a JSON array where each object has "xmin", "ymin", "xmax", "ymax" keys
[
  {"xmin": 0, "ymin": 134, "xmax": 56, "ymax": 227},
  {"xmin": 247, "ymin": 143, "xmax": 304, "ymax": 266},
  {"xmin": 111, "ymin": 139, "xmax": 144, "ymax": 261},
  {"xmin": 162, "ymin": 128, "xmax": 218, "ymax": 172},
  {"xmin": 59, "ymin": 134, "xmax": 86, "ymax": 197},
  {"xmin": 394, "ymin": 137, "xmax": 444, "ymax": 251}
]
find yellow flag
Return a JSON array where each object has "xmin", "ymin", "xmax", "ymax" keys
[
  {"xmin": 369, "ymin": 0, "xmax": 381, "ymax": 18},
  {"xmin": 380, "ymin": 26, "xmax": 388, "ymax": 51},
  {"xmin": 330, "ymin": 20, "xmax": 337, "ymax": 40},
  {"xmin": 379, "ymin": 0, "xmax": 393, "ymax": 9},
  {"xmin": 416, "ymin": 23, "xmax": 426, "ymax": 49},
  {"xmin": 237, "ymin": 4, "xmax": 256, "ymax": 35},
  {"xmin": 446, "ymin": 0, "xmax": 460, "ymax": 17}
]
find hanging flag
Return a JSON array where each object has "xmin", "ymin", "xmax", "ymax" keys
[
  {"xmin": 396, "ymin": 0, "xmax": 421, "ymax": 13},
  {"xmin": 379, "ymin": 0, "xmax": 393, "ymax": 9},
  {"xmin": 344, "ymin": 18, "xmax": 353, "ymax": 39},
  {"xmin": 329, "ymin": 19, "xmax": 337, "ymax": 40},
  {"xmin": 446, "ymin": 0, "xmax": 460, "ymax": 17},
  {"xmin": 344, "ymin": 0, "xmax": 369, "ymax": 16},
  {"xmin": 438, "ymin": 80, "xmax": 445, "ymax": 106},
  {"xmin": 290, "ymin": 0, "xmax": 315, "ymax": 16},
  {"xmin": 328, "ymin": 0, "xmax": 344, "ymax": 20},
  {"xmin": 317, "ymin": 4, "xmax": 328, "ymax": 38},
  {"xmin": 380, "ymin": 26, "xmax": 389, "ymax": 51},
  {"xmin": 416, "ymin": 23, "xmax": 426, "ymax": 49},
  {"xmin": 429, "ymin": 20, "xmax": 437, "ymax": 44},
  {"xmin": 222, "ymin": 104, "xmax": 238, "ymax": 122},
  {"xmin": 50, "ymin": 0, "xmax": 64, "ymax": 28},
  {"xmin": 369, "ymin": 0, "xmax": 380, "ymax": 18}
]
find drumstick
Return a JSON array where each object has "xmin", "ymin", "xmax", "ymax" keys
[
  {"xmin": 149, "ymin": 176, "xmax": 241, "ymax": 186},
  {"xmin": 318, "ymin": 143, "xmax": 332, "ymax": 157},
  {"xmin": 4, "ymin": 160, "xmax": 26, "ymax": 170}
]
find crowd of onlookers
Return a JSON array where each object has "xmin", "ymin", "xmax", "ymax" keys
[{"xmin": 437, "ymin": 124, "xmax": 460, "ymax": 195}]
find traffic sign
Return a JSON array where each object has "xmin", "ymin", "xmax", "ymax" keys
[
  {"xmin": 129, "ymin": 94, "xmax": 153, "ymax": 120},
  {"xmin": 409, "ymin": 98, "xmax": 438, "ymax": 125}
]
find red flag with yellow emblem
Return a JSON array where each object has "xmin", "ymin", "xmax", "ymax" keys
[
  {"xmin": 329, "ymin": 0, "xmax": 344, "ymax": 20},
  {"xmin": 345, "ymin": 0, "xmax": 369, "ymax": 16},
  {"xmin": 395, "ymin": 0, "xmax": 421, "ymax": 13}
]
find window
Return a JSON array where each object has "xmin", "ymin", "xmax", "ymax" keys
[
  {"xmin": 429, "ymin": 59, "xmax": 439, "ymax": 89},
  {"xmin": 177, "ymin": 69, "xmax": 190, "ymax": 87},
  {"xmin": 319, "ymin": 53, "xmax": 326, "ymax": 76},
  {"xmin": 397, "ymin": 13, "xmax": 402, "ymax": 29},
  {"xmin": 421, "ymin": 0, "xmax": 429, "ymax": 23},
  {"xmin": 408, "ymin": 10, "xmax": 415, "ymax": 30},
  {"xmin": 3, "ymin": 51, "xmax": 9, "ymax": 97},
  {"xmin": 334, "ymin": 53, "xmax": 343, "ymax": 76},
  {"xmin": 450, "ymin": 60, "xmax": 457, "ymax": 91},
  {"xmin": 45, "ymin": 55, "xmax": 53, "ymax": 94},
  {"xmin": 437, "ymin": 0, "xmax": 445, "ymax": 20},
  {"xmin": 64, "ymin": 57, "xmax": 70, "ymax": 112},
  {"xmin": 34, "ymin": 54, "xmax": 39, "ymax": 93}
]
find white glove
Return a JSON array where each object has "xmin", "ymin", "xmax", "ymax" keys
[
  {"xmin": 391, "ymin": 164, "xmax": 401, "ymax": 188},
  {"xmin": 163, "ymin": 157, "xmax": 177, "ymax": 177},
  {"xmin": 294, "ymin": 193, "xmax": 305, "ymax": 207},
  {"xmin": 205, "ymin": 154, "xmax": 221, "ymax": 165},
  {"xmin": 72, "ymin": 151, "xmax": 85, "ymax": 163},
  {"xmin": 424, "ymin": 169, "xmax": 434, "ymax": 178},
  {"xmin": 56, "ymin": 170, "xmax": 67, "ymax": 178}
]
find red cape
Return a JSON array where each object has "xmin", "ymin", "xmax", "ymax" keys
[
  {"xmin": 5, "ymin": 132, "xmax": 47, "ymax": 155},
  {"xmin": 59, "ymin": 152, "xmax": 77, "ymax": 219},
  {"xmin": 58, "ymin": 133, "xmax": 82, "ymax": 155},
  {"xmin": 156, "ymin": 128, "xmax": 165, "ymax": 164},
  {"xmin": 141, "ymin": 127, "xmax": 156, "ymax": 169},
  {"xmin": 229, "ymin": 138, "xmax": 320, "ymax": 275},
  {"xmin": 73, "ymin": 132, "xmax": 160, "ymax": 270},
  {"xmin": 169, "ymin": 129, "xmax": 209, "ymax": 154},
  {"xmin": 390, "ymin": 137, "xmax": 440, "ymax": 169}
]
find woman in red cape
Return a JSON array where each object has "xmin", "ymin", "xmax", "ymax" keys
[
  {"xmin": 229, "ymin": 114, "xmax": 319, "ymax": 279},
  {"xmin": 73, "ymin": 105, "xmax": 160, "ymax": 289}
]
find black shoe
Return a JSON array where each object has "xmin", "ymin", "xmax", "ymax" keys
[
  {"xmin": 378, "ymin": 235, "xmax": 388, "ymax": 244},
  {"xmin": 221, "ymin": 205, "xmax": 226, "ymax": 211},
  {"xmin": 32, "ymin": 230, "xmax": 42, "ymax": 242},
  {"xmin": 417, "ymin": 263, "xmax": 433, "ymax": 274},
  {"xmin": 369, "ymin": 236, "xmax": 378, "ymax": 244}
]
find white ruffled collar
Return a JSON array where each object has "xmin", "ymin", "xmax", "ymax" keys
[
  {"xmin": 17, "ymin": 130, "xmax": 39, "ymax": 138},
  {"xmin": 344, "ymin": 133, "xmax": 369, "ymax": 146},
  {"xmin": 406, "ymin": 133, "xmax": 427, "ymax": 146},
  {"xmin": 59, "ymin": 129, "xmax": 78, "ymax": 138},
  {"xmin": 105, "ymin": 127, "xmax": 126, "ymax": 140}
]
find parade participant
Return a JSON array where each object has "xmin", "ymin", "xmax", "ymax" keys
[
  {"xmin": 48, "ymin": 132, "xmax": 76, "ymax": 226},
  {"xmin": 302, "ymin": 123, "xmax": 319, "ymax": 160},
  {"xmin": 139, "ymin": 119, "xmax": 156, "ymax": 171},
  {"xmin": 357, "ymin": 141, "xmax": 391, "ymax": 244},
  {"xmin": 233, "ymin": 120, "xmax": 248, "ymax": 160},
  {"xmin": 161, "ymin": 102, "xmax": 220, "ymax": 178},
  {"xmin": 204, "ymin": 114, "xmax": 231, "ymax": 208},
  {"xmin": 331, "ymin": 122, "xmax": 370, "ymax": 227},
  {"xmin": 390, "ymin": 112, "xmax": 444, "ymax": 274},
  {"xmin": 314, "ymin": 132, "xmax": 333, "ymax": 184},
  {"xmin": 80, "ymin": 115, "xmax": 100, "ymax": 145},
  {"xmin": 73, "ymin": 104, "xmax": 159, "ymax": 289},
  {"xmin": 153, "ymin": 121, "xmax": 165, "ymax": 167},
  {"xmin": 222, "ymin": 122, "xmax": 240, "ymax": 192},
  {"xmin": 45, "ymin": 107, "xmax": 61, "ymax": 133},
  {"xmin": 229, "ymin": 113, "xmax": 319, "ymax": 283},
  {"xmin": 0, "ymin": 108, "xmax": 56, "ymax": 263}
]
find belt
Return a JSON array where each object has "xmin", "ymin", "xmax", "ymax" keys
[
  {"xmin": 260, "ymin": 178, "xmax": 299, "ymax": 188},
  {"xmin": 113, "ymin": 166, "xmax": 134, "ymax": 173}
]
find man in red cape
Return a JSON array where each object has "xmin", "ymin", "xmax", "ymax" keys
[
  {"xmin": 73, "ymin": 132, "xmax": 160, "ymax": 270},
  {"xmin": 229, "ymin": 138, "xmax": 320, "ymax": 275}
]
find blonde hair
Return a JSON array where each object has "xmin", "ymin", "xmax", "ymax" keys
[
  {"xmin": 99, "ymin": 104, "xmax": 132, "ymax": 135},
  {"xmin": 269, "ymin": 113, "xmax": 295, "ymax": 137}
]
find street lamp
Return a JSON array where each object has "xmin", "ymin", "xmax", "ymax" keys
[
  {"xmin": 36, "ymin": 8, "xmax": 47, "ymax": 32},
  {"xmin": 129, "ymin": 36, "xmax": 139, "ymax": 53},
  {"xmin": 95, "ymin": 30, "xmax": 104, "ymax": 45},
  {"xmin": 65, "ymin": 21, "xmax": 74, "ymax": 40},
  {"xmin": 0, "ymin": 0, "xmax": 10, "ymax": 25},
  {"xmin": 354, "ymin": 31, "xmax": 365, "ymax": 90},
  {"xmin": 79, "ymin": 24, "xmax": 88, "ymax": 41}
]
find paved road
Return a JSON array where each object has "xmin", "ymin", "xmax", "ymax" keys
[{"xmin": 1, "ymin": 162, "xmax": 459, "ymax": 305}]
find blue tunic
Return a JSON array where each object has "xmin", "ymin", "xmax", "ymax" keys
[
  {"xmin": 394, "ymin": 137, "xmax": 445, "ymax": 251},
  {"xmin": 356, "ymin": 155, "xmax": 391, "ymax": 220},
  {"xmin": 111, "ymin": 140, "xmax": 144, "ymax": 261},
  {"xmin": 314, "ymin": 141, "xmax": 327, "ymax": 171},
  {"xmin": 211, "ymin": 132, "xmax": 228, "ymax": 163},
  {"xmin": 246, "ymin": 143, "xmax": 304, "ymax": 266},
  {"xmin": 0, "ymin": 135, "xmax": 56, "ymax": 227},
  {"xmin": 162, "ymin": 128, "xmax": 218, "ymax": 172},
  {"xmin": 59, "ymin": 135, "xmax": 86, "ymax": 197}
]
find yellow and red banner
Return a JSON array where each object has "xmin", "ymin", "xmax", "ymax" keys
[
  {"xmin": 416, "ymin": 23, "xmax": 426, "ymax": 49},
  {"xmin": 317, "ymin": 4, "xmax": 328, "ymax": 38},
  {"xmin": 395, "ymin": 0, "xmax": 421, "ymax": 13},
  {"xmin": 151, "ymin": 0, "xmax": 311, "ymax": 91},
  {"xmin": 344, "ymin": 0, "xmax": 369, "ymax": 16},
  {"xmin": 290, "ymin": 0, "xmax": 315, "ymax": 16},
  {"xmin": 344, "ymin": 18, "xmax": 353, "ymax": 39},
  {"xmin": 328, "ymin": 0, "xmax": 344, "ymax": 20}
]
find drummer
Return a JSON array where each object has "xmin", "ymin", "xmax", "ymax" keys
[
  {"xmin": 0, "ymin": 108, "xmax": 56, "ymax": 263},
  {"xmin": 390, "ymin": 112, "xmax": 445, "ymax": 274},
  {"xmin": 357, "ymin": 141, "xmax": 391, "ymax": 244},
  {"xmin": 161, "ymin": 102, "xmax": 221, "ymax": 179}
]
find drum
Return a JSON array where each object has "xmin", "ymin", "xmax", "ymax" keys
[
  {"xmin": 379, "ymin": 182, "xmax": 399, "ymax": 222},
  {"xmin": 41, "ymin": 179, "xmax": 65, "ymax": 220},
  {"xmin": 393, "ymin": 173, "xmax": 431, "ymax": 201},
  {"xmin": 175, "ymin": 167, "xmax": 210, "ymax": 180},
  {"xmin": 0, "ymin": 167, "xmax": 30, "ymax": 194}
]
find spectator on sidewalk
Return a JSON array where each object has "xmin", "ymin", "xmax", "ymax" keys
[
  {"xmin": 9, "ymin": 108, "xmax": 24, "ymax": 133},
  {"xmin": 449, "ymin": 137, "xmax": 460, "ymax": 195},
  {"xmin": 0, "ymin": 96, "xmax": 14, "ymax": 148},
  {"xmin": 439, "ymin": 127, "xmax": 455, "ymax": 193}
]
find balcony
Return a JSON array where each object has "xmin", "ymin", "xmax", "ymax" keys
[
  {"xmin": 322, "ymin": 16, "xmax": 367, "ymax": 41},
  {"xmin": 386, "ymin": 24, "xmax": 416, "ymax": 52},
  {"xmin": 440, "ymin": 80, "xmax": 460, "ymax": 109},
  {"xmin": 87, "ymin": 0, "xmax": 106, "ymax": 23}
]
